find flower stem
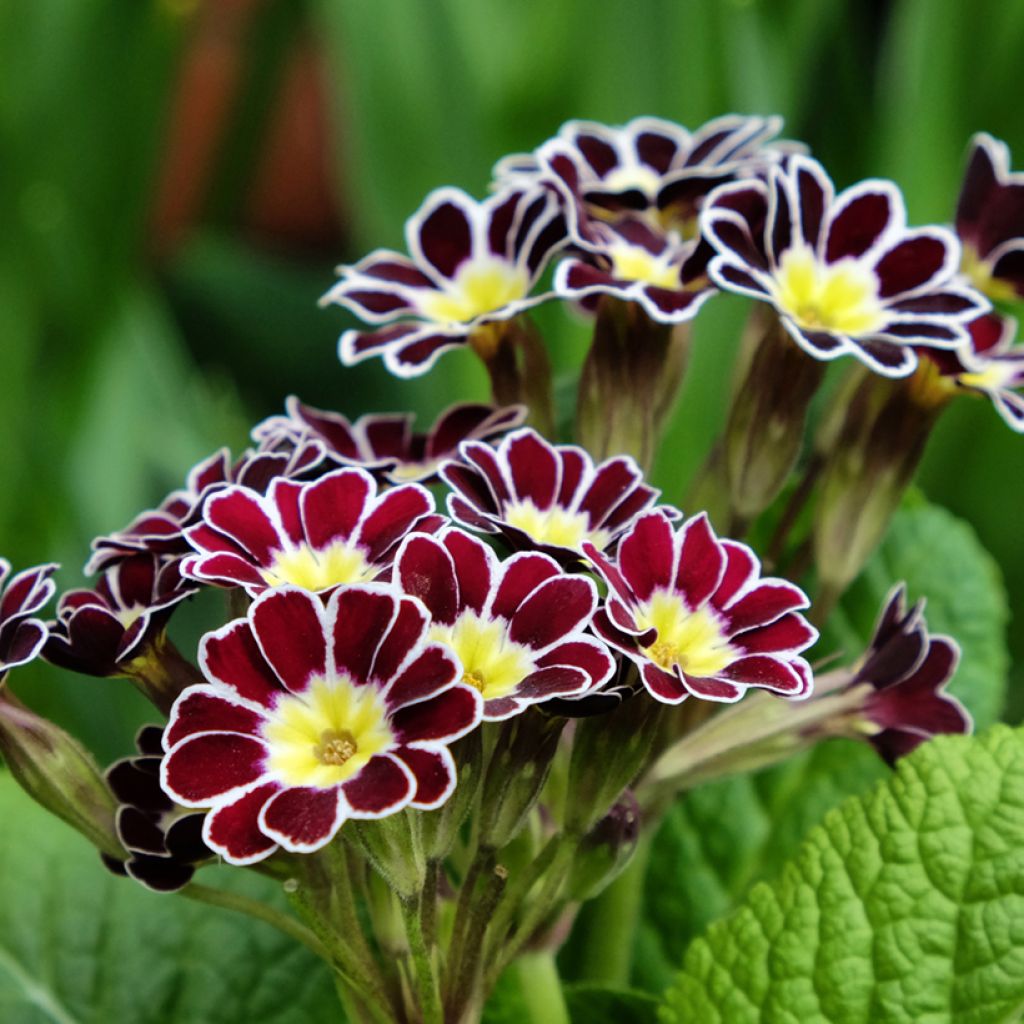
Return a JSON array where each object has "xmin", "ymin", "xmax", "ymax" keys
[
  {"xmin": 180, "ymin": 882, "xmax": 330, "ymax": 962},
  {"xmin": 401, "ymin": 892, "xmax": 444, "ymax": 1024},
  {"xmin": 513, "ymin": 951, "xmax": 571, "ymax": 1024}
]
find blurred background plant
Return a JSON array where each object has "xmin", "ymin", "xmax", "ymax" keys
[{"xmin": 1, "ymin": 0, "xmax": 1021, "ymax": 999}]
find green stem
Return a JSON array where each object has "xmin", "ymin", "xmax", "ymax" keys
[
  {"xmin": 573, "ymin": 835, "xmax": 652, "ymax": 985},
  {"xmin": 514, "ymin": 951, "xmax": 571, "ymax": 1024},
  {"xmin": 181, "ymin": 883, "xmax": 330, "ymax": 962},
  {"xmin": 401, "ymin": 893, "xmax": 444, "ymax": 1024}
]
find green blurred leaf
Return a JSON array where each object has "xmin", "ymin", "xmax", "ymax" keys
[
  {"xmin": 660, "ymin": 726, "xmax": 1024, "ymax": 1023},
  {"xmin": 0, "ymin": 772, "xmax": 337, "ymax": 1024},
  {"xmin": 564, "ymin": 982, "xmax": 656, "ymax": 1023}
]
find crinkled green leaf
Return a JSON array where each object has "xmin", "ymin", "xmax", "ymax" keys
[
  {"xmin": 0, "ymin": 773, "xmax": 338, "ymax": 1024},
  {"xmin": 660, "ymin": 726, "xmax": 1024, "ymax": 1024}
]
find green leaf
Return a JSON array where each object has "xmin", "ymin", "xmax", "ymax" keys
[
  {"xmin": 660, "ymin": 726, "xmax": 1024, "ymax": 1024},
  {"xmin": 564, "ymin": 983, "xmax": 657, "ymax": 1023},
  {"xmin": 842, "ymin": 500, "xmax": 1009, "ymax": 730},
  {"xmin": 0, "ymin": 772, "xmax": 338, "ymax": 1024}
]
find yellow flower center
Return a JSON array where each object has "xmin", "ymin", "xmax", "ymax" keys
[
  {"xmin": 637, "ymin": 591, "xmax": 738, "ymax": 678},
  {"xmin": 771, "ymin": 244, "xmax": 885, "ymax": 336},
  {"xmin": 262, "ymin": 677, "xmax": 393, "ymax": 788},
  {"xmin": 260, "ymin": 541, "xmax": 373, "ymax": 592},
  {"xmin": 115, "ymin": 604, "xmax": 147, "ymax": 630},
  {"xmin": 503, "ymin": 500, "xmax": 611, "ymax": 551},
  {"xmin": 958, "ymin": 362, "xmax": 1016, "ymax": 391},
  {"xmin": 417, "ymin": 258, "xmax": 530, "ymax": 326},
  {"xmin": 608, "ymin": 242, "xmax": 681, "ymax": 289},
  {"xmin": 431, "ymin": 611, "xmax": 534, "ymax": 702},
  {"xmin": 961, "ymin": 244, "xmax": 1017, "ymax": 303}
]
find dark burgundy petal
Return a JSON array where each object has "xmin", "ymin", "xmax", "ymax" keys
[
  {"xmin": 330, "ymin": 586, "xmax": 397, "ymax": 686},
  {"xmin": 390, "ymin": 686, "xmax": 481, "ymax": 743},
  {"xmin": 183, "ymin": 552, "xmax": 267, "ymax": 590},
  {"xmin": 767, "ymin": 174, "xmax": 793, "ymax": 266},
  {"xmin": 447, "ymin": 495, "xmax": 498, "ymax": 533},
  {"xmin": 794, "ymin": 158, "xmax": 830, "ymax": 249},
  {"xmin": 535, "ymin": 638, "xmax": 615, "ymax": 688},
  {"xmin": 682, "ymin": 674, "xmax": 743, "ymax": 701},
  {"xmin": 617, "ymin": 512, "xmax": 676, "ymax": 603},
  {"xmin": 874, "ymin": 232, "xmax": 952, "ymax": 298},
  {"xmin": 441, "ymin": 464, "xmax": 499, "ymax": 519},
  {"xmin": 361, "ymin": 414, "xmax": 411, "ymax": 460},
  {"xmin": 3, "ymin": 620, "xmax": 47, "ymax": 669},
  {"xmin": 602, "ymin": 482, "xmax": 660, "ymax": 534},
  {"xmin": 460, "ymin": 442, "xmax": 512, "ymax": 506},
  {"xmin": 203, "ymin": 490, "xmax": 283, "ymax": 565},
  {"xmin": 116, "ymin": 807, "xmax": 167, "ymax": 856},
  {"xmin": 955, "ymin": 134, "xmax": 1000, "ymax": 243},
  {"xmin": 574, "ymin": 131, "xmax": 618, "ymax": 176},
  {"xmin": 385, "ymin": 645, "xmax": 460, "ymax": 710},
  {"xmin": 342, "ymin": 754, "xmax": 414, "ymax": 816},
  {"xmin": 162, "ymin": 734, "xmax": 268, "ymax": 804},
  {"xmin": 387, "ymin": 333, "xmax": 463, "ymax": 376},
  {"xmin": 393, "ymin": 747, "xmax": 456, "ymax": 809},
  {"xmin": 397, "ymin": 535, "xmax": 460, "ymax": 624},
  {"xmin": 269, "ymin": 479, "xmax": 304, "ymax": 547},
  {"xmin": 443, "ymin": 530, "xmax": 494, "ymax": 614},
  {"xmin": 1, "ymin": 565, "xmax": 56, "ymax": 619},
  {"xmin": 107, "ymin": 759, "xmax": 167, "ymax": 810},
  {"xmin": 607, "ymin": 598, "xmax": 647, "ymax": 637},
  {"xmin": 990, "ymin": 244, "xmax": 1024, "ymax": 296},
  {"xmin": 359, "ymin": 252, "xmax": 437, "ymax": 289},
  {"xmin": 164, "ymin": 814, "xmax": 210, "ymax": 862},
  {"xmin": 508, "ymin": 576, "xmax": 597, "ymax": 651},
  {"xmin": 725, "ymin": 581, "xmax": 809, "ymax": 632},
  {"xmin": 203, "ymin": 782, "xmax": 280, "ymax": 864},
  {"xmin": 512, "ymin": 666, "xmax": 590, "ymax": 700},
  {"xmin": 165, "ymin": 687, "xmax": 265, "ymax": 748},
  {"xmin": 825, "ymin": 184, "xmax": 898, "ymax": 262},
  {"xmin": 491, "ymin": 553, "xmax": 561, "ymax": 622},
  {"xmin": 340, "ymin": 288, "xmax": 416, "ymax": 317},
  {"xmin": 888, "ymin": 291, "xmax": 984, "ymax": 317},
  {"xmin": 719, "ymin": 654, "xmax": 805, "ymax": 694},
  {"xmin": 505, "ymin": 431, "xmax": 560, "ymax": 509},
  {"xmin": 185, "ymin": 522, "xmax": 249, "ymax": 558},
  {"xmin": 260, "ymin": 786, "xmax": 344, "ymax": 851},
  {"xmin": 413, "ymin": 191, "xmax": 475, "ymax": 280},
  {"xmin": 340, "ymin": 323, "xmax": 425, "ymax": 361},
  {"xmin": 590, "ymin": 607, "xmax": 643, "ymax": 652},
  {"xmin": 250, "ymin": 588, "xmax": 328, "ymax": 695},
  {"xmin": 582, "ymin": 543, "xmax": 635, "ymax": 606},
  {"xmin": 674, "ymin": 513, "xmax": 725, "ymax": 610},
  {"xmin": 854, "ymin": 339, "xmax": 918, "ymax": 378},
  {"xmin": 358, "ymin": 485, "xmax": 434, "ymax": 561},
  {"xmin": 578, "ymin": 458, "xmax": 643, "ymax": 527},
  {"xmin": 371, "ymin": 597, "xmax": 429, "ymax": 683},
  {"xmin": 301, "ymin": 469, "xmax": 373, "ymax": 550},
  {"xmin": 735, "ymin": 613, "xmax": 817, "ymax": 656},
  {"xmin": 125, "ymin": 856, "xmax": 196, "ymax": 893},
  {"xmin": 556, "ymin": 448, "xmax": 587, "ymax": 506},
  {"xmin": 199, "ymin": 619, "xmax": 279, "ymax": 708},
  {"xmin": 640, "ymin": 662, "xmax": 688, "ymax": 703},
  {"xmin": 640, "ymin": 285, "xmax": 707, "ymax": 320}
]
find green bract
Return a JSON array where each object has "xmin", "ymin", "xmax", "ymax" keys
[{"xmin": 660, "ymin": 726, "xmax": 1024, "ymax": 1024}]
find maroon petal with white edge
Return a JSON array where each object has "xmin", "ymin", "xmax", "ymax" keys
[
  {"xmin": 250, "ymin": 588, "xmax": 328, "ymax": 694},
  {"xmin": 259, "ymin": 787, "xmax": 345, "ymax": 852},
  {"xmin": 394, "ymin": 746, "xmax": 457, "ymax": 809},
  {"xmin": 203, "ymin": 783, "xmax": 280, "ymax": 865},
  {"xmin": 594, "ymin": 511, "xmax": 816, "ymax": 704},
  {"xmin": 164, "ymin": 687, "xmax": 265, "ymax": 749},
  {"xmin": 342, "ymin": 754, "xmax": 414, "ymax": 816},
  {"xmin": 391, "ymin": 687, "xmax": 482, "ymax": 744},
  {"xmin": 162, "ymin": 734, "xmax": 268, "ymax": 805}
]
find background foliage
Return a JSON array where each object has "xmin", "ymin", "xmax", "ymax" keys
[{"xmin": 0, "ymin": 0, "xmax": 1021, "ymax": 1017}]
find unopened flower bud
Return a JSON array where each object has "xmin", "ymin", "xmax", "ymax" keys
[{"xmin": 566, "ymin": 790, "xmax": 640, "ymax": 901}]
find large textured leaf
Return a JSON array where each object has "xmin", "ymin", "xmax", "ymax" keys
[
  {"xmin": 660, "ymin": 726, "xmax": 1024, "ymax": 1024},
  {"xmin": 0, "ymin": 773, "xmax": 338, "ymax": 1024}
]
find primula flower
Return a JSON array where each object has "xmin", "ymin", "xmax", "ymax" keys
[
  {"xmin": 850, "ymin": 585, "xmax": 971, "ymax": 764},
  {"xmin": 0, "ymin": 559, "xmax": 57, "ymax": 676},
  {"xmin": 919, "ymin": 312, "xmax": 1024, "ymax": 431},
  {"xmin": 586, "ymin": 511, "xmax": 816, "ymax": 703},
  {"xmin": 45, "ymin": 555, "xmax": 195, "ymax": 677},
  {"xmin": 103, "ymin": 725, "xmax": 209, "ymax": 892},
  {"xmin": 394, "ymin": 531, "xmax": 614, "ymax": 719},
  {"xmin": 553, "ymin": 216, "xmax": 716, "ymax": 323},
  {"xmin": 253, "ymin": 396, "xmax": 526, "ymax": 483},
  {"xmin": 955, "ymin": 133, "xmax": 1024, "ymax": 302},
  {"xmin": 161, "ymin": 585, "xmax": 482, "ymax": 863},
  {"xmin": 702, "ymin": 154, "xmax": 987, "ymax": 377},
  {"xmin": 441, "ymin": 427, "xmax": 661, "ymax": 560},
  {"xmin": 87, "ymin": 436, "xmax": 326, "ymax": 575},
  {"xmin": 182, "ymin": 467, "xmax": 442, "ymax": 596},
  {"xmin": 499, "ymin": 114, "xmax": 785, "ymax": 238},
  {"xmin": 322, "ymin": 186, "xmax": 566, "ymax": 377}
]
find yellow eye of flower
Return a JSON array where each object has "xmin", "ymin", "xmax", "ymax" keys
[
  {"xmin": 430, "ymin": 612, "xmax": 534, "ymax": 702},
  {"xmin": 637, "ymin": 591, "xmax": 737, "ymax": 678},
  {"xmin": 260, "ymin": 542, "xmax": 374, "ymax": 592},
  {"xmin": 608, "ymin": 243, "xmax": 681, "ymax": 289},
  {"xmin": 503, "ymin": 500, "xmax": 611, "ymax": 551},
  {"xmin": 417, "ymin": 258, "xmax": 530, "ymax": 325}
]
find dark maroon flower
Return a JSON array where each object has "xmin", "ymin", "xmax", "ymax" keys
[
  {"xmin": 0, "ymin": 560, "xmax": 57, "ymax": 677},
  {"xmin": 850, "ymin": 585, "xmax": 971, "ymax": 764},
  {"xmin": 955, "ymin": 133, "xmax": 1024, "ymax": 302},
  {"xmin": 45, "ymin": 555, "xmax": 195, "ymax": 677},
  {"xmin": 554, "ymin": 216, "xmax": 716, "ymax": 324},
  {"xmin": 102, "ymin": 725, "xmax": 210, "ymax": 892},
  {"xmin": 586, "ymin": 511, "xmax": 816, "ymax": 703},
  {"xmin": 323, "ymin": 186, "xmax": 567, "ymax": 377},
  {"xmin": 701, "ymin": 154, "xmax": 988, "ymax": 378},
  {"xmin": 253, "ymin": 397, "xmax": 527, "ymax": 484},
  {"xmin": 440, "ymin": 428, "xmax": 663, "ymax": 561},
  {"xmin": 182, "ymin": 466, "xmax": 442, "ymax": 596},
  {"xmin": 394, "ymin": 530, "xmax": 614, "ymax": 719},
  {"xmin": 161, "ymin": 585, "xmax": 482, "ymax": 863},
  {"xmin": 86, "ymin": 435, "xmax": 327, "ymax": 575}
]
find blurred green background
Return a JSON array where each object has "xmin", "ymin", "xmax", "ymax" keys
[{"xmin": 1, "ymin": 0, "xmax": 1021, "ymax": 762}]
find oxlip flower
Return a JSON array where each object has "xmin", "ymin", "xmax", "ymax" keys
[
  {"xmin": 440, "ymin": 427, "xmax": 662, "ymax": 561},
  {"xmin": 323, "ymin": 186, "xmax": 566, "ymax": 377},
  {"xmin": 102, "ymin": 725, "xmax": 210, "ymax": 892},
  {"xmin": 702, "ymin": 154, "xmax": 988, "ymax": 377},
  {"xmin": 181, "ymin": 466, "xmax": 442, "ymax": 596},
  {"xmin": 394, "ymin": 530, "xmax": 614, "ymax": 719},
  {"xmin": 161, "ymin": 585, "xmax": 482, "ymax": 863},
  {"xmin": 955, "ymin": 133, "xmax": 1024, "ymax": 302},
  {"xmin": 253, "ymin": 396, "xmax": 527, "ymax": 484},
  {"xmin": 586, "ymin": 511, "xmax": 816, "ymax": 703},
  {"xmin": 0, "ymin": 559, "xmax": 57, "ymax": 676}
]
